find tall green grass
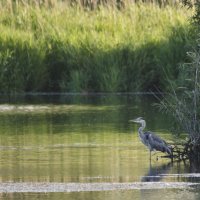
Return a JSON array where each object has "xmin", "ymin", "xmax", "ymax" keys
[{"xmin": 0, "ymin": 2, "xmax": 195, "ymax": 93}]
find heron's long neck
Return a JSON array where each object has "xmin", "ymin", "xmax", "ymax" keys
[
  {"xmin": 138, "ymin": 127, "xmax": 144, "ymax": 136},
  {"xmin": 138, "ymin": 121, "xmax": 146, "ymax": 136}
]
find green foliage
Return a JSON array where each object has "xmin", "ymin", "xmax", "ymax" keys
[
  {"xmin": 154, "ymin": 0, "xmax": 200, "ymax": 161},
  {"xmin": 0, "ymin": 34, "xmax": 47, "ymax": 93},
  {"xmin": 0, "ymin": 3, "xmax": 195, "ymax": 93},
  {"xmin": 157, "ymin": 46, "xmax": 200, "ymax": 145}
]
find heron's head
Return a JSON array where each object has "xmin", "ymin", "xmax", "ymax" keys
[
  {"xmin": 129, "ymin": 117, "xmax": 143, "ymax": 123},
  {"xmin": 129, "ymin": 117, "xmax": 146, "ymax": 127}
]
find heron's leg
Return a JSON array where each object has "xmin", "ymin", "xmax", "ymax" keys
[
  {"xmin": 150, "ymin": 151, "xmax": 159, "ymax": 162},
  {"xmin": 151, "ymin": 152, "xmax": 162, "ymax": 161}
]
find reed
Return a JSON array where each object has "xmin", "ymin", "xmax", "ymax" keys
[
  {"xmin": 156, "ymin": 46, "xmax": 200, "ymax": 162},
  {"xmin": 0, "ymin": 2, "xmax": 194, "ymax": 93},
  {"xmin": 0, "ymin": 0, "xmax": 181, "ymax": 10}
]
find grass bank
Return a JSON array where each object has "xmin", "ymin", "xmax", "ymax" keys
[{"xmin": 0, "ymin": 2, "xmax": 195, "ymax": 93}]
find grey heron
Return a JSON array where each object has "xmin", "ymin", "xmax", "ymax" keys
[{"xmin": 130, "ymin": 117, "xmax": 172, "ymax": 160}]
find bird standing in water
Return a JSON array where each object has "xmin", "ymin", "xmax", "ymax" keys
[{"xmin": 129, "ymin": 117, "xmax": 172, "ymax": 160}]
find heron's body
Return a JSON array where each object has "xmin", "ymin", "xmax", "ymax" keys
[{"xmin": 130, "ymin": 117, "xmax": 171, "ymax": 159}]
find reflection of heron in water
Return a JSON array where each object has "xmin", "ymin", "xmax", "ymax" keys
[
  {"xmin": 140, "ymin": 162, "xmax": 172, "ymax": 200},
  {"xmin": 141, "ymin": 162, "xmax": 172, "ymax": 182},
  {"xmin": 129, "ymin": 117, "xmax": 172, "ymax": 160}
]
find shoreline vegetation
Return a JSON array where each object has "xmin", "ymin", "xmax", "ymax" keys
[{"xmin": 0, "ymin": 0, "xmax": 195, "ymax": 93}]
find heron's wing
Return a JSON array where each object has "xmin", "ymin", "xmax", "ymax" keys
[
  {"xmin": 145, "ymin": 131, "xmax": 167, "ymax": 145},
  {"xmin": 144, "ymin": 131, "xmax": 171, "ymax": 154}
]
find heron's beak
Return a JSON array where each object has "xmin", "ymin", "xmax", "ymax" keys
[{"xmin": 129, "ymin": 119, "xmax": 137, "ymax": 123}]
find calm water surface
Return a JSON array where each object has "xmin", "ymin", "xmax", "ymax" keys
[{"xmin": 0, "ymin": 94, "xmax": 199, "ymax": 200}]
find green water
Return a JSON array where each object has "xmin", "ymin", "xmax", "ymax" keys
[{"xmin": 0, "ymin": 94, "xmax": 199, "ymax": 200}]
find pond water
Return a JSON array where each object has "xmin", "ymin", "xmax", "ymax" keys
[{"xmin": 0, "ymin": 94, "xmax": 200, "ymax": 200}]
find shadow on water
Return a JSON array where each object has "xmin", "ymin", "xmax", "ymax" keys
[{"xmin": 189, "ymin": 160, "xmax": 200, "ymax": 174}]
